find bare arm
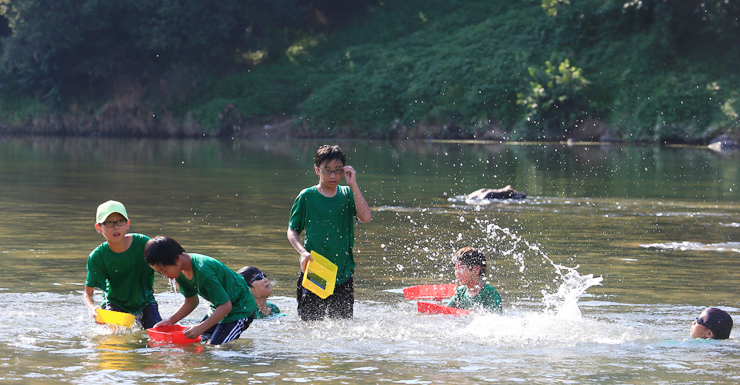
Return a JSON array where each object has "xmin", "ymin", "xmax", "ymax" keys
[
  {"xmin": 154, "ymin": 295, "xmax": 199, "ymax": 328},
  {"xmin": 183, "ymin": 300, "xmax": 233, "ymax": 341},
  {"xmin": 343, "ymin": 165, "xmax": 372, "ymax": 223},
  {"xmin": 287, "ymin": 228, "xmax": 312, "ymax": 272},
  {"xmin": 83, "ymin": 285, "xmax": 105, "ymax": 324}
]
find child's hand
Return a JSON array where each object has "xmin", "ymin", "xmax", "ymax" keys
[
  {"xmin": 91, "ymin": 311, "xmax": 105, "ymax": 325},
  {"xmin": 299, "ymin": 250, "xmax": 313, "ymax": 273},
  {"xmin": 183, "ymin": 325, "xmax": 203, "ymax": 339},
  {"xmin": 343, "ymin": 165, "xmax": 358, "ymax": 186},
  {"xmin": 153, "ymin": 319, "xmax": 174, "ymax": 328}
]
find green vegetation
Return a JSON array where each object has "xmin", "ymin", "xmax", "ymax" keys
[{"xmin": 0, "ymin": 0, "xmax": 738, "ymax": 142}]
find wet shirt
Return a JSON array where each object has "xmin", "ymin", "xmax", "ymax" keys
[
  {"xmin": 176, "ymin": 253, "xmax": 258, "ymax": 323},
  {"xmin": 254, "ymin": 302, "xmax": 282, "ymax": 319},
  {"xmin": 85, "ymin": 233, "xmax": 156, "ymax": 314},
  {"xmin": 288, "ymin": 185, "xmax": 357, "ymax": 284},
  {"xmin": 447, "ymin": 284, "xmax": 503, "ymax": 313}
]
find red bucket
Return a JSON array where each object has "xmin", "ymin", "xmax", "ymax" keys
[
  {"xmin": 417, "ymin": 301, "xmax": 470, "ymax": 315},
  {"xmin": 146, "ymin": 325, "xmax": 200, "ymax": 344},
  {"xmin": 403, "ymin": 284, "xmax": 456, "ymax": 300}
]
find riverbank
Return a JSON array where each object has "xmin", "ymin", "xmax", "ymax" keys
[
  {"xmin": 1, "ymin": 1, "xmax": 739, "ymax": 143},
  {"xmin": 1, "ymin": 113, "xmax": 737, "ymax": 146}
]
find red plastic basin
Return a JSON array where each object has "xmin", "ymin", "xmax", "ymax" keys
[
  {"xmin": 403, "ymin": 284, "xmax": 457, "ymax": 300},
  {"xmin": 417, "ymin": 301, "xmax": 470, "ymax": 315},
  {"xmin": 146, "ymin": 325, "xmax": 200, "ymax": 344}
]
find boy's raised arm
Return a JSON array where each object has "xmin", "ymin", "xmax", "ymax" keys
[{"xmin": 343, "ymin": 165, "xmax": 372, "ymax": 223}]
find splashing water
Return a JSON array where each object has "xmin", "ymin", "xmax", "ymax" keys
[{"xmin": 486, "ymin": 223, "xmax": 603, "ymax": 318}]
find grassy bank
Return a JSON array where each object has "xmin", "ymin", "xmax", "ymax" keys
[{"xmin": 1, "ymin": 0, "xmax": 738, "ymax": 142}]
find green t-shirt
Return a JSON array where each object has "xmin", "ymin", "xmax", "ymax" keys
[
  {"xmin": 447, "ymin": 284, "xmax": 503, "ymax": 313},
  {"xmin": 85, "ymin": 233, "xmax": 156, "ymax": 314},
  {"xmin": 288, "ymin": 185, "xmax": 357, "ymax": 284},
  {"xmin": 254, "ymin": 302, "xmax": 282, "ymax": 319},
  {"xmin": 176, "ymin": 253, "xmax": 258, "ymax": 323}
]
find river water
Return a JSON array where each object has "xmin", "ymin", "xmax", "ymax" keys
[{"xmin": 0, "ymin": 137, "xmax": 739, "ymax": 384}]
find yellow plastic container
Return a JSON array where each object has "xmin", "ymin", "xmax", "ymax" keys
[
  {"xmin": 96, "ymin": 308, "xmax": 135, "ymax": 327},
  {"xmin": 302, "ymin": 251, "xmax": 338, "ymax": 299}
]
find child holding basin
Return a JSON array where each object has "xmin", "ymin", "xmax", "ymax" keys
[
  {"xmin": 447, "ymin": 247, "xmax": 503, "ymax": 313},
  {"xmin": 83, "ymin": 200, "xmax": 162, "ymax": 328},
  {"xmin": 238, "ymin": 266, "xmax": 283, "ymax": 319},
  {"xmin": 144, "ymin": 236, "xmax": 257, "ymax": 345},
  {"xmin": 287, "ymin": 144, "xmax": 372, "ymax": 321},
  {"xmin": 691, "ymin": 307, "xmax": 733, "ymax": 340}
]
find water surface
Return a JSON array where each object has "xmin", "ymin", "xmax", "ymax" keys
[{"xmin": 1, "ymin": 137, "xmax": 739, "ymax": 384}]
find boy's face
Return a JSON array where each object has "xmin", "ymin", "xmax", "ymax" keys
[
  {"xmin": 150, "ymin": 257, "xmax": 182, "ymax": 279},
  {"xmin": 690, "ymin": 311, "xmax": 715, "ymax": 339},
  {"xmin": 315, "ymin": 159, "xmax": 345, "ymax": 189},
  {"xmin": 95, "ymin": 212, "xmax": 129, "ymax": 242},
  {"xmin": 249, "ymin": 275, "xmax": 273, "ymax": 299},
  {"xmin": 454, "ymin": 261, "xmax": 481, "ymax": 287}
]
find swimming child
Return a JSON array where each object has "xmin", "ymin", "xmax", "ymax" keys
[
  {"xmin": 238, "ymin": 266, "xmax": 282, "ymax": 319},
  {"xmin": 690, "ymin": 307, "xmax": 733, "ymax": 340},
  {"xmin": 144, "ymin": 236, "xmax": 258, "ymax": 345},
  {"xmin": 82, "ymin": 200, "xmax": 162, "ymax": 328},
  {"xmin": 287, "ymin": 144, "xmax": 372, "ymax": 321},
  {"xmin": 447, "ymin": 247, "xmax": 503, "ymax": 313}
]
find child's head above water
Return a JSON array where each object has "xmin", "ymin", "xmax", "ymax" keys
[
  {"xmin": 453, "ymin": 247, "xmax": 487, "ymax": 288},
  {"xmin": 454, "ymin": 247, "xmax": 487, "ymax": 276},
  {"xmin": 691, "ymin": 307, "xmax": 733, "ymax": 340},
  {"xmin": 144, "ymin": 235, "xmax": 186, "ymax": 267},
  {"xmin": 314, "ymin": 145, "xmax": 346, "ymax": 168}
]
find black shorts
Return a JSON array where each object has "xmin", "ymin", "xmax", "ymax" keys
[
  {"xmin": 199, "ymin": 313, "xmax": 255, "ymax": 345},
  {"xmin": 296, "ymin": 274, "xmax": 354, "ymax": 321},
  {"xmin": 104, "ymin": 302, "xmax": 162, "ymax": 329}
]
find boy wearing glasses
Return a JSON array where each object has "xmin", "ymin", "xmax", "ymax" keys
[
  {"xmin": 287, "ymin": 145, "xmax": 372, "ymax": 321},
  {"xmin": 691, "ymin": 307, "xmax": 733, "ymax": 340},
  {"xmin": 82, "ymin": 200, "xmax": 162, "ymax": 328}
]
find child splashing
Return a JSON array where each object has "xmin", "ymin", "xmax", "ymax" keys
[{"xmin": 447, "ymin": 247, "xmax": 503, "ymax": 313}]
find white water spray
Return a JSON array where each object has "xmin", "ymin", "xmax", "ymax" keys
[{"xmin": 486, "ymin": 223, "xmax": 603, "ymax": 317}]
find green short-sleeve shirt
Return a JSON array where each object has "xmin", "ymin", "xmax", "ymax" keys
[
  {"xmin": 254, "ymin": 302, "xmax": 282, "ymax": 319},
  {"xmin": 85, "ymin": 233, "xmax": 156, "ymax": 314},
  {"xmin": 288, "ymin": 185, "xmax": 357, "ymax": 284},
  {"xmin": 447, "ymin": 284, "xmax": 503, "ymax": 313},
  {"xmin": 175, "ymin": 253, "xmax": 258, "ymax": 323}
]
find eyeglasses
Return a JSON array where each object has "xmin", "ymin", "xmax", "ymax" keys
[
  {"xmin": 696, "ymin": 316, "xmax": 710, "ymax": 328},
  {"xmin": 99, "ymin": 219, "xmax": 128, "ymax": 228},
  {"xmin": 319, "ymin": 168, "xmax": 344, "ymax": 175},
  {"xmin": 248, "ymin": 273, "xmax": 266, "ymax": 287}
]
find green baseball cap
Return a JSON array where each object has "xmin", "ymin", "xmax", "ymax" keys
[{"xmin": 96, "ymin": 200, "xmax": 129, "ymax": 223}]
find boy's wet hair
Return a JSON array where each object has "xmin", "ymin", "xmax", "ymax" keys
[
  {"xmin": 144, "ymin": 235, "xmax": 186, "ymax": 266},
  {"xmin": 315, "ymin": 145, "xmax": 346, "ymax": 167},
  {"xmin": 704, "ymin": 307, "xmax": 733, "ymax": 340},
  {"xmin": 454, "ymin": 247, "xmax": 487, "ymax": 277}
]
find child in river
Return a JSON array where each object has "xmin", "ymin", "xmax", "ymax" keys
[
  {"xmin": 287, "ymin": 144, "xmax": 372, "ymax": 321},
  {"xmin": 447, "ymin": 247, "xmax": 503, "ymax": 313},
  {"xmin": 82, "ymin": 200, "xmax": 162, "ymax": 328},
  {"xmin": 144, "ymin": 236, "xmax": 257, "ymax": 345},
  {"xmin": 238, "ymin": 266, "xmax": 282, "ymax": 319},
  {"xmin": 690, "ymin": 307, "xmax": 733, "ymax": 340}
]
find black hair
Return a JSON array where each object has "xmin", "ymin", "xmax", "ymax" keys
[
  {"xmin": 314, "ymin": 145, "xmax": 346, "ymax": 168},
  {"xmin": 237, "ymin": 266, "xmax": 264, "ymax": 287},
  {"xmin": 704, "ymin": 307, "xmax": 733, "ymax": 340},
  {"xmin": 144, "ymin": 235, "xmax": 185, "ymax": 266},
  {"xmin": 454, "ymin": 247, "xmax": 487, "ymax": 277}
]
